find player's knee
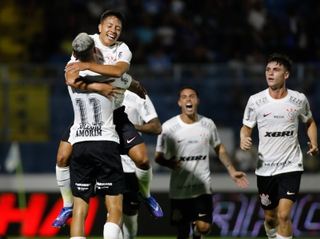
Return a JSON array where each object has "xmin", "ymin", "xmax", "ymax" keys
[
  {"xmin": 135, "ymin": 156, "xmax": 150, "ymax": 170},
  {"xmin": 197, "ymin": 223, "xmax": 211, "ymax": 235},
  {"xmin": 277, "ymin": 210, "xmax": 291, "ymax": 223}
]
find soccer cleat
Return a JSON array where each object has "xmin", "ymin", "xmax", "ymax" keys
[
  {"xmin": 138, "ymin": 192, "xmax": 163, "ymax": 218},
  {"xmin": 52, "ymin": 206, "xmax": 73, "ymax": 228}
]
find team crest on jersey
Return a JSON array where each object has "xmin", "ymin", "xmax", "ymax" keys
[
  {"xmin": 286, "ymin": 108, "xmax": 297, "ymax": 121},
  {"xmin": 200, "ymin": 133, "xmax": 209, "ymax": 145},
  {"xmin": 260, "ymin": 194, "xmax": 271, "ymax": 206},
  {"xmin": 118, "ymin": 51, "xmax": 123, "ymax": 59},
  {"xmin": 105, "ymin": 55, "xmax": 117, "ymax": 65},
  {"xmin": 172, "ymin": 209, "xmax": 182, "ymax": 221}
]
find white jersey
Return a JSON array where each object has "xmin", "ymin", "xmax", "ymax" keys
[
  {"xmin": 68, "ymin": 70, "xmax": 118, "ymax": 145},
  {"xmin": 242, "ymin": 88, "xmax": 312, "ymax": 176},
  {"xmin": 121, "ymin": 91, "xmax": 158, "ymax": 172},
  {"xmin": 70, "ymin": 33, "xmax": 133, "ymax": 108},
  {"xmin": 156, "ymin": 115, "xmax": 221, "ymax": 199},
  {"xmin": 90, "ymin": 33, "xmax": 132, "ymax": 66}
]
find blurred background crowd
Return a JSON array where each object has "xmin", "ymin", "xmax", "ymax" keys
[
  {"xmin": 0, "ymin": 0, "xmax": 319, "ymax": 174},
  {"xmin": 2, "ymin": 0, "xmax": 320, "ymax": 66}
]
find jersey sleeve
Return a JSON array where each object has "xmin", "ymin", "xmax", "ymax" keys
[
  {"xmin": 299, "ymin": 93, "xmax": 313, "ymax": 123},
  {"xmin": 138, "ymin": 95, "xmax": 158, "ymax": 123},
  {"xmin": 209, "ymin": 120, "xmax": 222, "ymax": 148},
  {"xmin": 155, "ymin": 123, "xmax": 174, "ymax": 159},
  {"xmin": 117, "ymin": 42, "xmax": 132, "ymax": 64},
  {"xmin": 242, "ymin": 95, "xmax": 257, "ymax": 128}
]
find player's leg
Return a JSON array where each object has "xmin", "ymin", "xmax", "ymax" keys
[
  {"xmin": 192, "ymin": 194, "xmax": 213, "ymax": 239},
  {"xmin": 257, "ymin": 174, "xmax": 280, "ymax": 239},
  {"xmin": 70, "ymin": 196, "xmax": 89, "ymax": 238},
  {"xmin": 93, "ymin": 140, "xmax": 124, "ymax": 239},
  {"xmin": 127, "ymin": 143, "xmax": 163, "ymax": 218},
  {"xmin": 170, "ymin": 198, "xmax": 192, "ymax": 239},
  {"xmin": 274, "ymin": 172, "xmax": 301, "ymax": 239},
  {"xmin": 104, "ymin": 194, "xmax": 123, "ymax": 239},
  {"xmin": 122, "ymin": 173, "xmax": 140, "ymax": 239},
  {"xmin": 176, "ymin": 223, "xmax": 191, "ymax": 239},
  {"xmin": 114, "ymin": 107, "xmax": 162, "ymax": 218},
  {"xmin": 263, "ymin": 208, "xmax": 278, "ymax": 239},
  {"xmin": 69, "ymin": 141, "xmax": 96, "ymax": 238},
  {"xmin": 52, "ymin": 140, "xmax": 73, "ymax": 227},
  {"xmin": 127, "ymin": 143, "xmax": 151, "ymax": 197}
]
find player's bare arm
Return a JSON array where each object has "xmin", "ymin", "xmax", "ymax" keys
[
  {"xmin": 65, "ymin": 71, "xmax": 123, "ymax": 101},
  {"xmin": 128, "ymin": 78, "xmax": 147, "ymax": 99},
  {"xmin": 240, "ymin": 125, "xmax": 253, "ymax": 150},
  {"xmin": 155, "ymin": 152, "xmax": 181, "ymax": 171},
  {"xmin": 305, "ymin": 116, "xmax": 319, "ymax": 156},
  {"xmin": 214, "ymin": 143, "xmax": 249, "ymax": 188},
  {"xmin": 65, "ymin": 61, "xmax": 130, "ymax": 77},
  {"xmin": 135, "ymin": 117, "xmax": 162, "ymax": 135}
]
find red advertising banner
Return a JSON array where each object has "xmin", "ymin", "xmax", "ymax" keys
[{"xmin": 0, "ymin": 192, "xmax": 319, "ymax": 237}]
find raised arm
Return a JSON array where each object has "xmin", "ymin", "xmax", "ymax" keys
[
  {"xmin": 65, "ymin": 71, "xmax": 123, "ymax": 101},
  {"xmin": 65, "ymin": 61, "xmax": 130, "ymax": 78},
  {"xmin": 135, "ymin": 117, "xmax": 162, "ymax": 135}
]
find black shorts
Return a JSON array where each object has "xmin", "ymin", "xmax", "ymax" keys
[
  {"xmin": 123, "ymin": 172, "xmax": 140, "ymax": 210},
  {"xmin": 70, "ymin": 141, "xmax": 124, "ymax": 198},
  {"xmin": 257, "ymin": 171, "xmax": 303, "ymax": 210},
  {"xmin": 114, "ymin": 106, "xmax": 144, "ymax": 155},
  {"xmin": 170, "ymin": 194, "xmax": 213, "ymax": 226}
]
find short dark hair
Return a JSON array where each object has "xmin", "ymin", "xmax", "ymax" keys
[
  {"xmin": 100, "ymin": 9, "xmax": 126, "ymax": 24},
  {"xmin": 267, "ymin": 53, "xmax": 292, "ymax": 72},
  {"xmin": 72, "ymin": 32, "xmax": 95, "ymax": 62},
  {"xmin": 178, "ymin": 86, "xmax": 199, "ymax": 98}
]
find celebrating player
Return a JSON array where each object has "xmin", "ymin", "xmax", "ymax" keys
[
  {"xmin": 240, "ymin": 53, "xmax": 318, "ymax": 239},
  {"xmin": 155, "ymin": 86, "xmax": 249, "ymax": 239}
]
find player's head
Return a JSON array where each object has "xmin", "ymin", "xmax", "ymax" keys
[
  {"xmin": 267, "ymin": 53, "xmax": 292, "ymax": 73},
  {"xmin": 100, "ymin": 10, "xmax": 126, "ymax": 25},
  {"xmin": 265, "ymin": 53, "xmax": 291, "ymax": 88},
  {"xmin": 178, "ymin": 86, "xmax": 199, "ymax": 98},
  {"xmin": 72, "ymin": 32, "xmax": 94, "ymax": 62},
  {"xmin": 178, "ymin": 86, "xmax": 200, "ymax": 116},
  {"xmin": 98, "ymin": 10, "xmax": 125, "ymax": 46}
]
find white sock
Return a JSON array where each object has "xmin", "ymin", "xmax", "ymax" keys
[
  {"xmin": 264, "ymin": 222, "xmax": 278, "ymax": 239},
  {"xmin": 135, "ymin": 166, "xmax": 152, "ymax": 198},
  {"xmin": 276, "ymin": 234, "xmax": 292, "ymax": 239},
  {"xmin": 122, "ymin": 214, "xmax": 138, "ymax": 239},
  {"xmin": 193, "ymin": 224, "xmax": 201, "ymax": 236},
  {"xmin": 56, "ymin": 165, "xmax": 73, "ymax": 207},
  {"xmin": 104, "ymin": 222, "xmax": 121, "ymax": 239}
]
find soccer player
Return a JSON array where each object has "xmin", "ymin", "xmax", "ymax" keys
[
  {"xmin": 52, "ymin": 10, "xmax": 163, "ymax": 228},
  {"xmin": 66, "ymin": 31, "xmax": 123, "ymax": 239},
  {"xmin": 120, "ymin": 90, "xmax": 162, "ymax": 239},
  {"xmin": 155, "ymin": 86, "xmax": 249, "ymax": 239},
  {"xmin": 240, "ymin": 53, "xmax": 318, "ymax": 239}
]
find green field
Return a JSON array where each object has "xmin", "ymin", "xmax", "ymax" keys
[{"xmin": 7, "ymin": 237, "xmax": 320, "ymax": 239}]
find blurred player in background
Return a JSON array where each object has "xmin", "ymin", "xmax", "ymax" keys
[
  {"xmin": 240, "ymin": 53, "xmax": 318, "ymax": 239},
  {"xmin": 53, "ymin": 9, "xmax": 163, "ymax": 228},
  {"xmin": 120, "ymin": 90, "xmax": 162, "ymax": 239},
  {"xmin": 155, "ymin": 86, "xmax": 249, "ymax": 239}
]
